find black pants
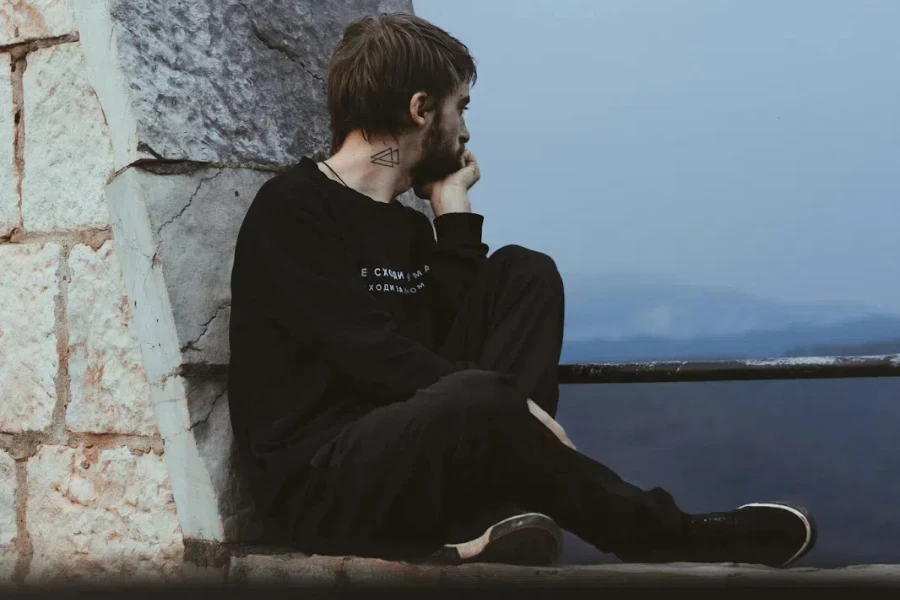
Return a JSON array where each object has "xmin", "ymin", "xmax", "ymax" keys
[{"xmin": 291, "ymin": 245, "xmax": 689, "ymax": 560}]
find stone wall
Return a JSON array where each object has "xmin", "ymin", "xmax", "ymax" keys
[
  {"xmin": 0, "ymin": 0, "xmax": 182, "ymax": 584},
  {"xmin": 0, "ymin": 0, "xmax": 423, "ymax": 585}
]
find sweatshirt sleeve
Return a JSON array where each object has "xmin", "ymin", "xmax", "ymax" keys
[
  {"xmin": 426, "ymin": 212, "xmax": 490, "ymax": 321},
  {"xmin": 250, "ymin": 194, "xmax": 461, "ymax": 403}
]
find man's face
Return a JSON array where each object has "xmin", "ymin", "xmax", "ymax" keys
[{"xmin": 410, "ymin": 83, "xmax": 470, "ymax": 188}]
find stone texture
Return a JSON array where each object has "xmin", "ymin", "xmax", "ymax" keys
[
  {"xmin": 149, "ymin": 376, "xmax": 225, "ymax": 542},
  {"xmin": 108, "ymin": 166, "xmax": 273, "ymax": 377},
  {"xmin": 0, "ymin": 545, "xmax": 14, "ymax": 582},
  {"xmin": 0, "ymin": 242, "xmax": 60, "ymax": 433},
  {"xmin": 229, "ymin": 555, "xmax": 900, "ymax": 588},
  {"xmin": 104, "ymin": 166, "xmax": 282, "ymax": 543},
  {"xmin": 181, "ymin": 561, "xmax": 226, "ymax": 584},
  {"xmin": 74, "ymin": 0, "xmax": 413, "ymax": 170},
  {"xmin": 146, "ymin": 167, "xmax": 273, "ymax": 367},
  {"xmin": 183, "ymin": 376, "xmax": 257, "ymax": 541},
  {"xmin": 26, "ymin": 444, "xmax": 183, "ymax": 583},
  {"xmin": 22, "ymin": 42, "xmax": 113, "ymax": 233},
  {"xmin": 398, "ymin": 188, "xmax": 435, "ymax": 221},
  {"xmin": 0, "ymin": 58, "xmax": 16, "ymax": 238},
  {"xmin": 0, "ymin": 0, "xmax": 78, "ymax": 46},
  {"xmin": 344, "ymin": 558, "xmax": 441, "ymax": 586},
  {"xmin": 0, "ymin": 450, "xmax": 17, "ymax": 581},
  {"xmin": 229, "ymin": 554, "xmax": 343, "ymax": 586},
  {"xmin": 65, "ymin": 241, "xmax": 157, "ymax": 436}
]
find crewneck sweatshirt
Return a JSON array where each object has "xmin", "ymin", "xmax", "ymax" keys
[{"xmin": 228, "ymin": 156, "xmax": 488, "ymax": 513}]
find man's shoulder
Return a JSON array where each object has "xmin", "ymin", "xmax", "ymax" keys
[{"xmin": 243, "ymin": 162, "xmax": 331, "ymax": 225}]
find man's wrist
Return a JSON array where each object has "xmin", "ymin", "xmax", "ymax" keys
[{"xmin": 430, "ymin": 187, "xmax": 471, "ymax": 217}]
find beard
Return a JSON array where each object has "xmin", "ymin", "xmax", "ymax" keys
[{"xmin": 410, "ymin": 116, "xmax": 464, "ymax": 191}]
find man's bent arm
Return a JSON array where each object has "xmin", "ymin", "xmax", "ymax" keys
[{"xmin": 421, "ymin": 211, "xmax": 489, "ymax": 323}]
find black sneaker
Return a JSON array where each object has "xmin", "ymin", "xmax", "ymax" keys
[
  {"xmin": 688, "ymin": 501, "xmax": 817, "ymax": 568},
  {"xmin": 425, "ymin": 511, "xmax": 563, "ymax": 566}
]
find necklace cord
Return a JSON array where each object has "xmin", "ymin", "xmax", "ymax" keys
[{"xmin": 321, "ymin": 161, "xmax": 349, "ymax": 187}]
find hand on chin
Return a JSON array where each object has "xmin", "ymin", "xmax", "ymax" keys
[{"xmin": 413, "ymin": 150, "xmax": 479, "ymax": 200}]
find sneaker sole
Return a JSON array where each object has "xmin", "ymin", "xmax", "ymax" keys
[
  {"xmin": 441, "ymin": 512, "xmax": 562, "ymax": 566},
  {"xmin": 738, "ymin": 501, "xmax": 817, "ymax": 568}
]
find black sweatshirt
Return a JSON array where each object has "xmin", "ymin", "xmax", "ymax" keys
[{"xmin": 228, "ymin": 157, "xmax": 489, "ymax": 513}]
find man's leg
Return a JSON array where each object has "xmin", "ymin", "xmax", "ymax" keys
[
  {"xmin": 288, "ymin": 369, "xmax": 816, "ymax": 568},
  {"xmin": 432, "ymin": 245, "xmax": 569, "ymax": 561},
  {"xmin": 289, "ymin": 369, "xmax": 689, "ymax": 562},
  {"xmin": 429, "ymin": 245, "xmax": 817, "ymax": 568},
  {"xmin": 438, "ymin": 244, "xmax": 565, "ymax": 417}
]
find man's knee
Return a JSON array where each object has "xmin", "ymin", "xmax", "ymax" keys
[
  {"xmin": 488, "ymin": 245, "xmax": 563, "ymax": 289},
  {"xmin": 428, "ymin": 369, "xmax": 526, "ymax": 413}
]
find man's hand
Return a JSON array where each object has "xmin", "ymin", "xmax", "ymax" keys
[
  {"xmin": 527, "ymin": 398, "xmax": 576, "ymax": 450},
  {"xmin": 415, "ymin": 150, "xmax": 481, "ymax": 218}
]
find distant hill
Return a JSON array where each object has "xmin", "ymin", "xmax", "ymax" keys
[
  {"xmin": 785, "ymin": 338, "xmax": 900, "ymax": 358},
  {"xmin": 561, "ymin": 315, "xmax": 900, "ymax": 363},
  {"xmin": 561, "ymin": 271, "xmax": 884, "ymax": 342}
]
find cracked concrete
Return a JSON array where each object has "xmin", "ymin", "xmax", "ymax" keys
[
  {"xmin": 109, "ymin": 165, "xmax": 273, "ymax": 370},
  {"xmin": 182, "ymin": 303, "xmax": 231, "ymax": 359},
  {"xmin": 156, "ymin": 171, "xmax": 225, "ymax": 238}
]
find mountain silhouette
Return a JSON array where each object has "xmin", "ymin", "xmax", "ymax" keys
[{"xmin": 562, "ymin": 315, "xmax": 900, "ymax": 363}]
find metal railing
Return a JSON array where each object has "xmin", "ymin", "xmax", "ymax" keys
[{"xmin": 558, "ymin": 354, "xmax": 900, "ymax": 385}]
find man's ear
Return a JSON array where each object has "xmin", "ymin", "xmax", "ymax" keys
[{"xmin": 409, "ymin": 91, "xmax": 436, "ymax": 127}]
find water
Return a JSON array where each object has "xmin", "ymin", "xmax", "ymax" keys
[{"xmin": 554, "ymin": 377, "xmax": 900, "ymax": 566}]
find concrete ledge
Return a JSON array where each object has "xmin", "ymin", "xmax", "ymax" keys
[{"xmin": 228, "ymin": 554, "xmax": 900, "ymax": 587}]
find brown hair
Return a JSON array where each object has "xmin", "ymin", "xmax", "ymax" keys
[{"xmin": 326, "ymin": 12, "xmax": 477, "ymax": 154}]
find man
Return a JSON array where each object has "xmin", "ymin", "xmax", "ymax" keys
[{"xmin": 228, "ymin": 12, "xmax": 817, "ymax": 567}]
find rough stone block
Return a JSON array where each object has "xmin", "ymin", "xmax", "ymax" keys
[
  {"xmin": 344, "ymin": 558, "xmax": 442, "ymax": 586},
  {"xmin": 74, "ymin": 0, "xmax": 413, "ymax": 171},
  {"xmin": 228, "ymin": 554, "xmax": 342, "ymax": 586},
  {"xmin": 0, "ymin": 243, "xmax": 60, "ymax": 433},
  {"xmin": 65, "ymin": 241, "xmax": 157, "ymax": 436},
  {"xmin": 0, "ymin": 450, "xmax": 17, "ymax": 581},
  {"xmin": 22, "ymin": 42, "xmax": 113, "ymax": 233},
  {"xmin": 26, "ymin": 444, "xmax": 183, "ymax": 584},
  {"xmin": 0, "ymin": 58, "xmax": 16, "ymax": 238},
  {"xmin": 0, "ymin": 0, "xmax": 78, "ymax": 46}
]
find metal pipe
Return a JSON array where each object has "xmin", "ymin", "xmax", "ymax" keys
[{"xmin": 558, "ymin": 354, "xmax": 900, "ymax": 384}]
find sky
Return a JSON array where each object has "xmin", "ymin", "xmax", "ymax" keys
[{"xmin": 412, "ymin": 0, "xmax": 900, "ymax": 314}]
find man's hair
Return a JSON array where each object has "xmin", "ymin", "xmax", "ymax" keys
[{"xmin": 326, "ymin": 12, "xmax": 477, "ymax": 154}]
